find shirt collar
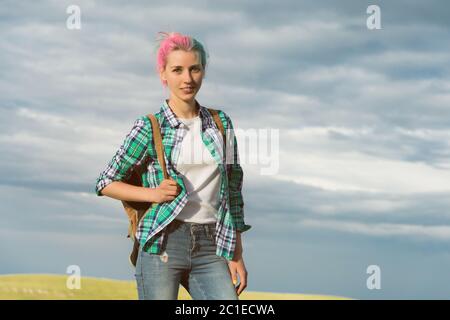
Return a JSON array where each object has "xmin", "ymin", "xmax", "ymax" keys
[{"xmin": 160, "ymin": 98, "xmax": 215, "ymax": 131}]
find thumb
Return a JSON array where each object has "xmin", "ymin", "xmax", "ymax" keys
[
  {"xmin": 232, "ymin": 275, "xmax": 238, "ymax": 286},
  {"xmin": 168, "ymin": 176, "xmax": 177, "ymax": 183},
  {"xmin": 165, "ymin": 177, "xmax": 174, "ymax": 184}
]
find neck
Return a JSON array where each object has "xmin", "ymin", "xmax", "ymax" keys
[{"xmin": 167, "ymin": 96, "xmax": 199, "ymax": 119}]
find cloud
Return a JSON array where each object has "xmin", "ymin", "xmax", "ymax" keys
[
  {"xmin": 2, "ymin": 0, "xmax": 450, "ymax": 298},
  {"xmin": 299, "ymin": 218, "xmax": 450, "ymax": 242}
]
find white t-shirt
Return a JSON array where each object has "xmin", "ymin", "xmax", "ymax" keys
[{"xmin": 174, "ymin": 115, "xmax": 220, "ymax": 223}]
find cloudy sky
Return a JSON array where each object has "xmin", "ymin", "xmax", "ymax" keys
[{"xmin": 1, "ymin": 0, "xmax": 450, "ymax": 299}]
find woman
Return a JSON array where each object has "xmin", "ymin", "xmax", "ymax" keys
[{"xmin": 94, "ymin": 31, "xmax": 251, "ymax": 300}]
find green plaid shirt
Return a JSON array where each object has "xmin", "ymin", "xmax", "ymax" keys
[{"xmin": 95, "ymin": 99, "xmax": 251, "ymax": 261}]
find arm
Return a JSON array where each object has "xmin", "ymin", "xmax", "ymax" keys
[
  {"xmin": 235, "ymin": 231, "xmax": 243, "ymax": 257},
  {"xmin": 222, "ymin": 112, "xmax": 252, "ymax": 234},
  {"xmin": 100, "ymin": 181, "xmax": 158, "ymax": 202},
  {"xmin": 94, "ymin": 117, "xmax": 154, "ymax": 202},
  {"xmin": 218, "ymin": 112, "xmax": 250, "ymax": 296}
]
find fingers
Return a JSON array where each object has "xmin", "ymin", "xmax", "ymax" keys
[
  {"xmin": 164, "ymin": 188, "xmax": 179, "ymax": 199},
  {"xmin": 163, "ymin": 186, "xmax": 179, "ymax": 195},
  {"xmin": 160, "ymin": 179, "xmax": 180, "ymax": 190},
  {"xmin": 158, "ymin": 178, "xmax": 182, "ymax": 201},
  {"xmin": 164, "ymin": 179, "xmax": 181, "ymax": 189},
  {"xmin": 161, "ymin": 179, "xmax": 177, "ymax": 187},
  {"xmin": 228, "ymin": 264, "xmax": 247, "ymax": 296},
  {"xmin": 233, "ymin": 269, "xmax": 247, "ymax": 296},
  {"xmin": 236, "ymin": 275, "xmax": 247, "ymax": 296}
]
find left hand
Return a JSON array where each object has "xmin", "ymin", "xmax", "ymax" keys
[{"xmin": 227, "ymin": 243, "xmax": 248, "ymax": 296}]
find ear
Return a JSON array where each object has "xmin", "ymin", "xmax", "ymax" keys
[{"xmin": 159, "ymin": 70, "xmax": 166, "ymax": 82}]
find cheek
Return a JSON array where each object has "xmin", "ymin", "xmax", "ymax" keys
[
  {"xmin": 166, "ymin": 75, "xmax": 180, "ymax": 86},
  {"xmin": 194, "ymin": 73, "xmax": 204, "ymax": 83}
]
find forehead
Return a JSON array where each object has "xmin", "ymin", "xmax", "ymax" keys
[{"xmin": 166, "ymin": 50, "xmax": 200, "ymax": 67}]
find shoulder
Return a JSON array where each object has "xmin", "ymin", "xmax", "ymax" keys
[
  {"xmin": 135, "ymin": 114, "xmax": 161, "ymax": 129},
  {"xmin": 207, "ymin": 108, "xmax": 233, "ymax": 130},
  {"xmin": 126, "ymin": 115, "xmax": 153, "ymax": 139}
]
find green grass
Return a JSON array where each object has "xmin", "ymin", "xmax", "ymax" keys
[{"xmin": 0, "ymin": 274, "xmax": 353, "ymax": 300}]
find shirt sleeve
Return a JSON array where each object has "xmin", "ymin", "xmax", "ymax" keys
[
  {"xmin": 94, "ymin": 116, "xmax": 152, "ymax": 196},
  {"xmin": 219, "ymin": 111, "xmax": 252, "ymax": 233}
]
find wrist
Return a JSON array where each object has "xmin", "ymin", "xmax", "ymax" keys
[
  {"xmin": 233, "ymin": 246, "xmax": 243, "ymax": 261},
  {"xmin": 146, "ymin": 187, "xmax": 157, "ymax": 203},
  {"xmin": 236, "ymin": 233, "xmax": 243, "ymax": 249}
]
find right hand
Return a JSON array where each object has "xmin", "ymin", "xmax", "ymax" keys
[{"xmin": 152, "ymin": 178, "xmax": 181, "ymax": 203}]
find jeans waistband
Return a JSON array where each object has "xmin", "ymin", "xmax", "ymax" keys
[{"xmin": 168, "ymin": 219, "xmax": 216, "ymax": 234}]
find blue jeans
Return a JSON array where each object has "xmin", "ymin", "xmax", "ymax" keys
[{"xmin": 134, "ymin": 219, "xmax": 239, "ymax": 300}]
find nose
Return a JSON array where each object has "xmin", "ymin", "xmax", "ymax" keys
[{"xmin": 182, "ymin": 70, "xmax": 194, "ymax": 83}]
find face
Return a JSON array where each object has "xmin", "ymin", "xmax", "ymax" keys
[{"xmin": 160, "ymin": 50, "xmax": 204, "ymax": 103}]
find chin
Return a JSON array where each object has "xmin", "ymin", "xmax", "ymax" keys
[
  {"xmin": 180, "ymin": 90, "xmax": 197, "ymax": 96},
  {"xmin": 178, "ymin": 95, "xmax": 196, "ymax": 103}
]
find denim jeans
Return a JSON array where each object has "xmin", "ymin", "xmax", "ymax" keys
[{"xmin": 134, "ymin": 219, "xmax": 239, "ymax": 300}]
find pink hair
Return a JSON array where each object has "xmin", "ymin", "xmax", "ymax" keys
[{"xmin": 154, "ymin": 31, "xmax": 208, "ymax": 87}]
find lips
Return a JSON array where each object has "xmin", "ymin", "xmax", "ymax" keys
[{"xmin": 181, "ymin": 86, "xmax": 195, "ymax": 94}]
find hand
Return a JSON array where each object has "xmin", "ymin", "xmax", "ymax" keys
[
  {"xmin": 227, "ymin": 247, "xmax": 248, "ymax": 296},
  {"xmin": 227, "ymin": 257, "xmax": 248, "ymax": 296},
  {"xmin": 152, "ymin": 178, "xmax": 181, "ymax": 203}
]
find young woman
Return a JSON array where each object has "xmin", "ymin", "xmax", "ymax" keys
[{"xmin": 95, "ymin": 31, "xmax": 251, "ymax": 300}]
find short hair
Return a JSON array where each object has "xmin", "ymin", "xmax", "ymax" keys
[{"xmin": 154, "ymin": 31, "xmax": 209, "ymax": 87}]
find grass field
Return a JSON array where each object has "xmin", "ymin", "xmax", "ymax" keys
[{"xmin": 0, "ymin": 274, "xmax": 352, "ymax": 300}]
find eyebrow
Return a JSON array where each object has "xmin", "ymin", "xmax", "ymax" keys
[{"xmin": 170, "ymin": 64, "xmax": 201, "ymax": 69}]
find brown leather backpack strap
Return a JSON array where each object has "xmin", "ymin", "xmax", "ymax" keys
[
  {"xmin": 128, "ymin": 114, "xmax": 168, "ymax": 268},
  {"xmin": 207, "ymin": 108, "xmax": 225, "ymax": 137},
  {"xmin": 148, "ymin": 114, "xmax": 169, "ymax": 180},
  {"xmin": 207, "ymin": 108, "xmax": 234, "ymax": 181}
]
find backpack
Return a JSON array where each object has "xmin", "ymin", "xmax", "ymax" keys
[{"xmin": 122, "ymin": 108, "xmax": 226, "ymax": 267}]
